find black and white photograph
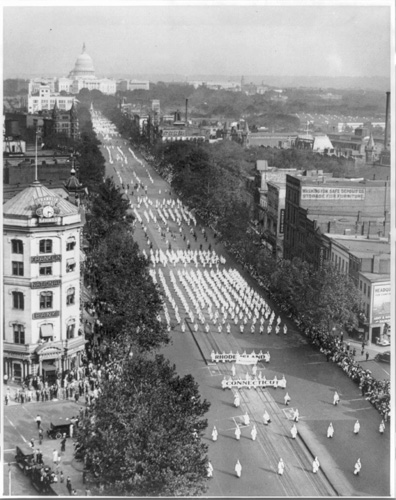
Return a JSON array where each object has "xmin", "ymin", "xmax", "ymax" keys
[{"xmin": 2, "ymin": 1, "xmax": 394, "ymax": 497}]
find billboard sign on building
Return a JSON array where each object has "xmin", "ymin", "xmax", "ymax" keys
[
  {"xmin": 301, "ymin": 186, "xmax": 365, "ymax": 201},
  {"xmin": 371, "ymin": 284, "xmax": 391, "ymax": 323}
]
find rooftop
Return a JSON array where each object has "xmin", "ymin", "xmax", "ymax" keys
[
  {"xmin": 3, "ymin": 181, "xmax": 79, "ymax": 219},
  {"xmin": 359, "ymin": 272, "xmax": 390, "ymax": 282}
]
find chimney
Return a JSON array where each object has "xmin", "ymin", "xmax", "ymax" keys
[
  {"xmin": 372, "ymin": 254, "xmax": 380, "ymax": 273},
  {"xmin": 185, "ymin": 98, "xmax": 188, "ymax": 126},
  {"xmin": 383, "ymin": 91, "xmax": 390, "ymax": 150}
]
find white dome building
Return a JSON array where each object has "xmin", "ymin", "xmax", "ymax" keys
[{"xmin": 68, "ymin": 43, "xmax": 96, "ymax": 79}]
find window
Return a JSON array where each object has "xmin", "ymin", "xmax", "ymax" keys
[
  {"xmin": 12, "ymin": 262, "xmax": 24, "ymax": 276},
  {"xmin": 363, "ymin": 283, "xmax": 366, "ymax": 295},
  {"xmin": 12, "ymin": 292, "xmax": 24, "ymax": 310},
  {"xmin": 39, "ymin": 239, "xmax": 52, "ymax": 254},
  {"xmin": 66, "ymin": 238, "xmax": 76, "ymax": 251},
  {"xmin": 13, "ymin": 325, "xmax": 25, "ymax": 344},
  {"xmin": 67, "ymin": 288, "xmax": 75, "ymax": 305},
  {"xmin": 367, "ymin": 286, "xmax": 371, "ymax": 298},
  {"xmin": 39, "ymin": 264, "xmax": 52, "ymax": 276},
  {"xmin": 13, "ymin": 363, "xmax": 22, "ymax": 380},
  {"xmin": 359, "ymin": 281, "xmax": 362, "ymax": 291},
  {"xmin": 40, "ymin": 324, "xmax": 53, "ymax": 341},
  {"xmin": 66, "ymin": 258, "xmax": 76, "ymax": 273},
  {"xmin": 40, "ymin": 291, "xmax": 53, "ymax": 309},
  {"xmin": 12, "ymin": 239, "xmax": 23, "ymax": 254},
  {"xmin": 67, "ymin": 322, "xmax": 75, "ymax": 339}
]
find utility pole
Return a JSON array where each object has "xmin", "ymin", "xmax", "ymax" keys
[{"xmin": 8, "ymin": 463, "xmax": 11, "ymax": 496}]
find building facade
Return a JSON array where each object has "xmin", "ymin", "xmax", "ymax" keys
[
  {"xmin": 3, "ymin": 181, "xmax": 85, "ymax": 382},
  {"xmin": 28, "ymin": 85, "xmax": 77, "ymax": 113},
  {"xmin": 283, "ymin": 174, "xmax": 391, "ymax": 268},
  {"xmin": 324, "ymin": 234, "xmax": 390, "ymax": 344}
]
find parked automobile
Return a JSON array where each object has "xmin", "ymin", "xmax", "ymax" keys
[
  {"xmin": 46, "ymin": 419, "xmax": 71, "ymax": 439},
  {"xmin": 15, "ymin": 444, "xmax": 35, "ymax": 476},
  {"xmin": 376, "ymin": 338, "xmax": 390, "ymax": 346},
  {"xmin": 375, "ymin": 351, "xmax": 391, "ymax": 364}
]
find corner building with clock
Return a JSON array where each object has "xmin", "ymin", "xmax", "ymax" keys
[{"xmin": 3, "ymin": 179, "xmax": 85, "ymax": 382}]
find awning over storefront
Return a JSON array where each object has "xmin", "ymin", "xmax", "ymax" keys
[
  {"xmin": 40, "ymin": 324, "xmax": 53, "ymax": 338},
  {"xmin": 42, "ymin": 363, "xmax": 57, "ymax": 372}
]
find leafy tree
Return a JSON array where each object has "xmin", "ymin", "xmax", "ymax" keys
[
  {"xmin": 86, "ymin": 225, "xmax": 168, "ymax": 351},
  {"xmin": 77, "ymin": 354, "xmax": 210, "ymax": 496},
  {"xmin": 87, "ymin": 177, "xmax": 132, "ymax": 246},
  {"xmin": 307, "ymin": 262, "xmax": 361, "ymax": 332},
  {"xmin": 269, "ymin": 258, "xmax": 361, "ymax": 332}
]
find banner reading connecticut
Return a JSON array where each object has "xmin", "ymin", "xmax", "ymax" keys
[{"xmin": 371, "ymin": 283, "xmax": 391, "ymax": 323}]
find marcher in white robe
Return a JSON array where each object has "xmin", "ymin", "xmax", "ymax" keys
[
  {"xmin": 243, "ymin": 412, "xmax": 250, "ymax": 426},
  {"xmin": 379, "ymin": 420, "xmax": 385, "ymax": 434},
  {"xmin": 277, "ymin": 458, "xmax": 285, "ymax": 475},
  {"xmin": 231, "ymin": 364, "xmax": 236, "ymax": 377},
  {"xmin": 234, "ymin": 394, "xmax": 240, "ymax": 408},
  {"xmin": 263, "ymin": 410, "xmax": 271, "ymax": 425},
  {"xmin": 312, "ymin": 457, "xmax": 320, "ymax": 474},
  {"xmin": 290, "ymin": 424, "xmax": 298, "ymax": 439},
  {"xmin": 293, "ymin": 409, "xmax": 299, "ymax": 422},
  {"xmin": 354, "ymin": 458, "xmax": 361, "ymax": 475},
  {"xmin": 251, "ymin": 424, "xmax": 257, "ymax": 441},
  {"xmin": 327, "ymin": 422, "xmax": 334, "ymax": 438},
  {"xmin": 235, "ymin": 460, "xmax": 242, "ymax": 478},
  {"xmin": 207, "ymin": 461, "xmax": 214, "ymax": 478},
  {"xmin": 353, "ymin": 420, "xmax": 360, "ymax": 435},
  {"xmin": 333, "ymin": 391, "xmax": 340, "ymax": 405},
  {"xmin": 235, "ymin": 425, "xmax": 241, "ymax": 440},
  {"xmin": 284, "ymin": 392, "xmax": 291, "ymax": 405},
  {"xmin": 212, "ymin": 426, "xmax": 218, "ymax": 441}
]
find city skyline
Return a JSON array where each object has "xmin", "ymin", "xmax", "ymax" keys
[{"xmin": 3, "ymin": 3, "xmax": 392, "ymax": 82}]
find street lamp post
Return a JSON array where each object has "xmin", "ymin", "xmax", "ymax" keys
[{"xmin": 8, "ymin": 463, "xmax": 11, "ymax": 496}]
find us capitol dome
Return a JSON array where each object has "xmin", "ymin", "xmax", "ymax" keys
[{"xmin": 68, "ymin": 43, "xmax": 96, "ymax": 79}]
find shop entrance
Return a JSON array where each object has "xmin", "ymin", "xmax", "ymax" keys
[
  {"xmin": 13, "ymin": 363, "xmax": 22, "ymax": 381},
  {"xmin": 371, "ymin": 326, "xmax": 381, "ymax": 344},
  {"xmin": 42, "ymin": 363, "xmax": 57, "ymax": 384}
]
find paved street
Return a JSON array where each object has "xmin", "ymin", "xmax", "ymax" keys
[
  {"xmin": 4, "ymin": 113, "xmax": 390, "ymax": 497},
  {"xmin": 94, "ymin": 115, "xmax": 390, "ymax": 497},
  {"xmin": 4, "ymin": 399, "xmax": 86, "ymax": 496}
]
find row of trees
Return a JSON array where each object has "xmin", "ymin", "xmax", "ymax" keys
[
  {"xmin": 79, "ymin": 170, "xmax": 211, "ymax": 494},
  {"xmin": 269, "ymin": 258, "xmax": 361, "ymax": 334}
]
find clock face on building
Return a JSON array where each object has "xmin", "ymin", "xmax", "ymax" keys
[{"xmin": 42, "ymin": 205, "xmax": 55, "ymax": 218}]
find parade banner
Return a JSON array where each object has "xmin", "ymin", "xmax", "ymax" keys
[
  {"xmin": 221, "ymin": 375, "xmax": 286, "ymax": 390},
  {"xmin": 210, "ymin": 350, "xmax": 270, "ymax": 364}
]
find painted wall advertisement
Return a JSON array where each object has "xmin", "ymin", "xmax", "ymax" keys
[
  {"xmin": 371, "ymin": 284, "xmax": 391, "ymax": 323},
  {"xmin": 301, "ymin": 186, "xmax": 365, "ymax": 200}
]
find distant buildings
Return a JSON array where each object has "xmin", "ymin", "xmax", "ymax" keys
[
  {"xmin": 117, "ymin": 80, "xmax": 150, "ymax": 92},
  {"xmin": 28, "ymin": 84, "xmax": 77, "ymax": 113},
  {"xmin": 28, "ymin": 43, "xmax": 151, "ymax": 105}
]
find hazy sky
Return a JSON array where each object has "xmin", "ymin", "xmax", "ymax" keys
[{"xmin": 3, "ymin": 3, "xmax": 392, "ymax": 79}]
